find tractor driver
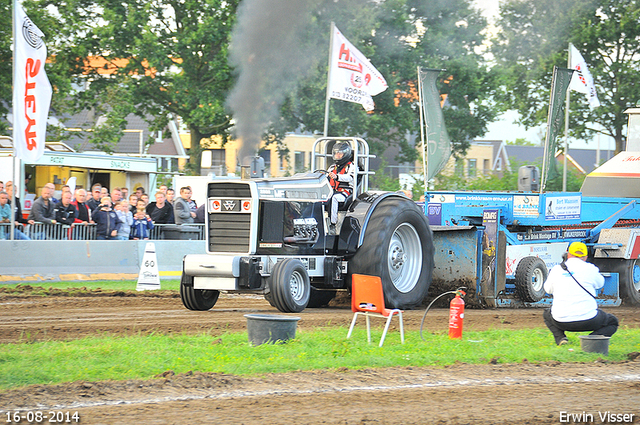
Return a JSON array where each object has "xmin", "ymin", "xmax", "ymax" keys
[{"xmin": 327, "ymin": 142, "xmax": 355, "ymax": 231}]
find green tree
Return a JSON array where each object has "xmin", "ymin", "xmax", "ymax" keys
[
  {"xmin": 276, "ymin": 0, "xmax": 500, "ymax": 161},
  {"xmin": 36, "ymin": 0, "xmax": 238, "ymax": 170},
  {"xmin": 492, "ymin": 0, "xmax": 640, "ymax": 154}
]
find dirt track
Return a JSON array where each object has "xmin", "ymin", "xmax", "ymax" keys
[{"xmin": 1, "ymin": 291, "xmax": 640, "ymax": 424}]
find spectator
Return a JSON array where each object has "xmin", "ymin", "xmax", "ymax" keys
[
  {"xmin": 92, "ymin": 197, "xmax": 122, "ymax": 240},
  {"xmin": 61, "ymin": 185, "xmax": 71, "ymax": 196},
  {"xmin": 135, "ymin": 186, "xmax": 145, "ymax": 199},
  {"xmin": 186, "ymin": 186, "xmax": 197, "ymax": 213},
  {"xmin": 114, "ymin": 200, "xmax": 133, "ymax": 240},
  {"xmin": 166, "ymin": 188, "xmax": 175, "ymax": 205},
  {"xmin": 0, "ymin": 191, "xmax": 30, "ymax": 240},
  {"xmin": 28, "ymin": 185, "xmax": 57, "ymax": 224},
  {"xmin": 140, "ymin": 193, "xmax": 150, "ymax": 206},
  {"xmin": 146, "ymin": 191, "xmax": 174, "ymax": 224},
  {"xmin": 174, "ymin": 187, "xmax": 196, "ymax": 224},
  {"xmin": 158, "ymin": 184, "xmax": 168, "ymax": 194},
  {"xmin": 194, "ymin": 204, "xmax": 205, "ymax": 224},
  {"xmin": 5, "ymin": 181, "xmax": 31, "ymax": 227},
  {"xmin": 45, "ymin": 182, "xmax": 59, "ymax": 204},
  {"xmin": 111, "ymin": 187, "xmax": 123, "ymax": 203},
  {"xmin": 121, "ymin": 187, "xmax": 129, "ymax": 201},
  {"xmin": 131, "ymin": 200, "xmax": 154, "ymax": 240},
  {"xmin": 128, "ymin": 194, "xmax": 139, "ymax": 214},
  {"xmin": 86, "ymin": 184, "xmax": 102, "ymax": 211},
  {"xmin": 100, "ymin": 187, "xmax": 109, "ymax": 198},
  {"xmin": 0, "ymin": 181, "xmax": 3, "ymax": 192},
  {"xmin": 54, "ymin": 191, "xmax": 77, "ymax": 225},
  {"xmin": 72, "ymin": 188, "xmax": 92, "ymax": 224}
]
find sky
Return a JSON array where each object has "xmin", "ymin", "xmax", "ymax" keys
[{"xmin": 472, "ymin": 0, "xmax": 616, "ymax": 151}]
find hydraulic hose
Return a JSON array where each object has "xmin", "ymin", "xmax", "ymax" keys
[{"xmin": 419, "ymin": 287, "xmax": 467, "ymax": 341}]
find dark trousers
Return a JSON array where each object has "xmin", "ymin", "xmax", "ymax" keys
[{"xmin": 543, "ymin": 308, "xmax": 618, "ymax": 344}]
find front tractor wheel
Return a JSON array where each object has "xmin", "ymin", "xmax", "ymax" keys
[
  {"xmin": 514, "ymin": 256, "xmax": 548, "ymax": 302},
  {"xmin": 180, "ymin": 273, "xmax": 220, "ymax": 311},
  {"xmin": 349, "ymin": 197, "xmax": 434, "ymax": 309},
  {"xmin": 270, "ymin": 259, "xmax": 310, "ymax": 313}
]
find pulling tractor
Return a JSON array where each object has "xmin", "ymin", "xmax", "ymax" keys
[
  {"xmin": 426, "ymin": 107, "xmax": 640, "ymax": 307},
  {"xmin": 180, "ymin": 137, "xmax": 434, "ymax": 313}
]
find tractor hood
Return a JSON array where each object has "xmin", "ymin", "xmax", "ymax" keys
[{"xmin": 580, "ymin": 151, "xmax": 640, "ymax": 198}]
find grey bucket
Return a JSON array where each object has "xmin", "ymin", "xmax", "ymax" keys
[
  {"xmin": 579, "ymin": 335, "xmax": 611, "ymax": 356},
  {"xmin": 244, "ymin": 314, "xmax": 301, "ymax": 346}
]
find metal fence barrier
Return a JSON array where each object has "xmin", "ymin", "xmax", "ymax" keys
[{"xmin": 0, "ymin": 222, "xmax": 205, "ymax": 241}]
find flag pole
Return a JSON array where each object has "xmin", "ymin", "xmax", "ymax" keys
[
  {"xmin": 323, "ymin": 22, "xmax": 336, "ymax": 137},
  {"xmin": 563, "ymin": 44, "xmax": 572, "ymax": 192},
  {"xmin": 10, "ymin": 0, "xmax": 18, "ymax": 241},
  {"xmin": 417, "ymin": 66, "xmax": 428, "ymax": 192},
  {"xmin": 540, "ymin": 67, "xmax": 557, "ymax": 193}
]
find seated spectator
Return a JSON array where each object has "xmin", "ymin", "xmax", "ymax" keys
[
  {"xmin": 92, "ymin": 197, "xmax": 122, "ymax": 240},
  {"xmin": 146, "ymin": 191, "xmax": 174, "ymax": 224},
  {"xmin": 86, "ymin": 183, "xmax": 102, "ymax": 211},
  {"xmin": 195, "ymin": 204, "xmax": 205, "ymax": 224},
  {"xmin": 174, "ymin": 187, "xmax": 196, "ymax": 225},
  {"xmin": 54, "ymin": 191, "xmax": 77, "ymax": 225},
  {"xmin": 0, "ymin": 191, "xmax": 30, "ymax": 240},
  {"xmin": 131, "ymin": 200, "xmax": 154, "ymax": 240},
  {"xmin": 72, "ymin": 188, "xmax": 92, "ymax": 224},
  {"xmin": 114, "ymin": 200, "xmax": 133, "ymax": 240}
]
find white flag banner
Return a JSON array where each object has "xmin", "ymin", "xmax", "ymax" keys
[
  {"xmin": 13, "ymin": 5, "xmax": 52, "ymax": 163},
  {"xmin": 569, "ymin": 44, "xmax": 600, "ymax": 109},
  {"xmin": 328, "ymin": 26, "xmax": 387, "ymax": 111}
]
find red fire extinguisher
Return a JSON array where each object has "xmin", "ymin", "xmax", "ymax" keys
[{"xmin": 448, "ymin": 290, "xmax": 466, "ymax": 339}]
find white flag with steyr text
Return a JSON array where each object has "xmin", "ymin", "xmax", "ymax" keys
[{"xmin": 13, "ymin": 5, "xmax": 52, "ymax": 163}]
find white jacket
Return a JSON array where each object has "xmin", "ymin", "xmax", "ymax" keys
[{"xmin": 544, "ymin": 257, "xmax": 604, "ymax": 322}]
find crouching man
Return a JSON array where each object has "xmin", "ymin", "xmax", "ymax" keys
[{"xmin": 543, "ymin": 242, "xmax": 618, "ymax": 345}]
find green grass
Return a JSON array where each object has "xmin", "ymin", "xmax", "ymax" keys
[
  {"xmin": 1, "ymin": 327, "xmax": 639, "ymax": 391},
  {"xmin": 0, "ymin": 280, "xmax": 180, "ymax": 293}
]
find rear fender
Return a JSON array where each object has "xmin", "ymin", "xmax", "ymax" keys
[{"xmin": 339, "ymin": 192, "xmax": 411, "ymax": 253}]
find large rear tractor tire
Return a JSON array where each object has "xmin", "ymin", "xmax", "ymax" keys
[
  {"xmin": 270, "ymin": 259, "xmax": 311, "ymax": 313},
  {"xmin": 349, "ymin": 197, "xmax": 434, "ymax": 309},
  {"xmin": 514, "ymin": 256, "xmax": 547, "ymax": 302},
  {"xmin": 597, "ymin": 258, "xmax": 640, "ymax": 306},
  {"xmin": 180, "ymin": 273, "xmax": 220, "ymax": 310},
  {"xmin": 619, "ymin": 259, "xmax": 640, "ymax": 305}
]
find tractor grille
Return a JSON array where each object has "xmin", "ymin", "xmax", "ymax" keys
[{"xmin": 208, "ymin": 182, "xmax": 252, "ymax": 253}]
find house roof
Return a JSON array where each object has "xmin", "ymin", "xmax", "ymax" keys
[
  {"xmin": 503, "ymin": 145, "xmax": 615, "ymax": 174},
  {"xmin": 52, "ymin": 110, "xmax": 187, "ymax": 158}
]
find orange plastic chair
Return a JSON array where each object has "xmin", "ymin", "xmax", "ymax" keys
[{"xmin": 346, "ymin": 274, "xmax": 404, "ymax": 347}]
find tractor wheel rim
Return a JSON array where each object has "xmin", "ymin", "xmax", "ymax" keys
[
  {"xmin": 532, "ymin": 267, "xmax": 544, "ymax": 292},
  {"xmin": 632, "ymin": 261, "xmax": 640, "ymax": 292},
  {"xmin": 290, "ymin": 271, "xmax": 305, "ymax": 302},
  {"xmin": 388, "ymin": 223, "xmax": 422, "ymax": 293}
]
